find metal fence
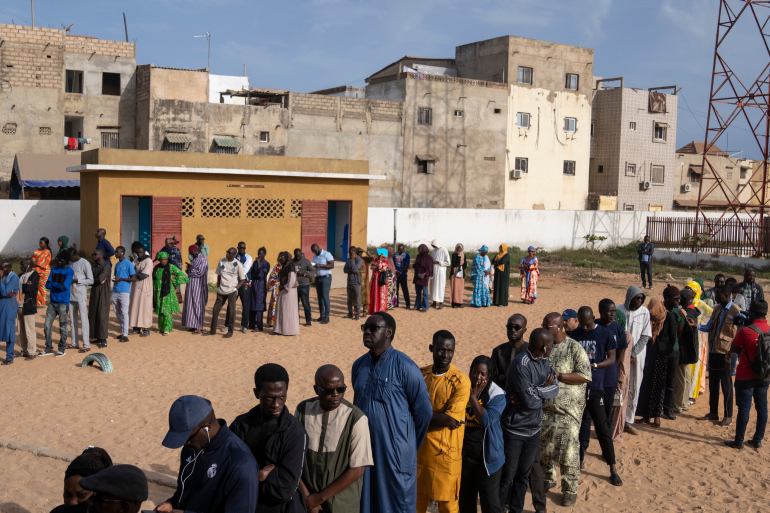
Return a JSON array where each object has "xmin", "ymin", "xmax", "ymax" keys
[{"xmin": 646, "ymin": 216, "xmax": 770, "ymax": 257}]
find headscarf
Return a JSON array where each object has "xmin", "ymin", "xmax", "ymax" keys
[
  {"xmin": 686, "ymin": 280, "xmax": 703, "ymax": 308},
  {"xmin": 495, "ymin": 243, "xmax": 510, "ymax": 271},
  {"xmin": 527, "ymin": 245, "xmax": 536, "ymax": 252},
  {"xmin": 647, "ymin": 297, "xmax": 667, "ymax": 339},
  {"xmin": 57, "ymin": 235, "xmax": 70, "ymax": 256},
  {"xmin": 478, "ymin": 245, "xmax": 489, "ymax": 253},
  {"xmin": 156, "ymin": 251, "xmax": 171, "ymax": 297},
  {"xmin": 376, "ymin": 248, "xmax": 388, "ymax": 257},
  {"xmin": 188, "ymin": 244, "xmax": 199, "ymax": 256},
  {"xmin": 454, "ymin": 244, "xmax": 465, "ymax": 267}
]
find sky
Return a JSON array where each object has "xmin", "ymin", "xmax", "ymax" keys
[{"xmin": 1, "ymin": 0, "xmax": 764, "ymax": 158}]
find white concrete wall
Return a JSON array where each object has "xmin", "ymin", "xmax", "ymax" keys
[
  {"xmin": 209, "ymin": 74, "xmax": 249, "ymax": 104},
  {"xmin": 504, "ymin": 85, "xmax": 592, "ymax": 210},
  {"xmin": 368, "ymin": 208, "xmax": 698, "ymax": 250},
  {"xmin": 0, "ymin": 200, "xmax": 80, "ymax": 256}
]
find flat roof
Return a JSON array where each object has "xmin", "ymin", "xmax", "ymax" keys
[
  {"xmin": 14, "ymin": 153, "xmax": 81, "ymax": 188},
  {"xmin": 67, "ymin": 164, "xmax": 385, "ymax": 181}
]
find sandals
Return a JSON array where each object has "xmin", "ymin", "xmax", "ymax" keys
[{"xmin": 78, "ymin": 347, "xmax": 91, "ymax": 353}]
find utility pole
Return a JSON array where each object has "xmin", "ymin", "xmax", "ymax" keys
[{"xmin": 30, "ymin": 0, "xmax": 35, "ymax": 27}]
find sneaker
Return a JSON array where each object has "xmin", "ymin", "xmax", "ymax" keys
[
  {"xmin": 224, "ymin": 331, "xmax": 234, "ymax": 339},
  {"xmin": 747, "ymin": 440, "xmax": 763, "ymax": 450},
  {"xmin": 118, "ymin": 336, "xmax": 129, "ymax": 343},
  {"xmin": 38, "ymin": 349, "xmax": 54, "ymax": 357},
  {"xmin": 55, "ymin": 350, "xmax": 65, "ymax": 357},
  {"xmin": 320, "ymin": 318, "xmax": 330, "ymax": 324},
  {"xmin": 1, "ymin": 358, "xmax": 13, "ymax": 365},
  {"xmin": 78, "ymin": 347, "xmax": 91, "ymax": 353},
  {"xmin": 724, "ymin": 440, "xmax": 743, "ymax": 450},
  {"xmin": 662, "ymin": 412, "xmax": 677, "ymax": 421},
  {"xmin": 562, "ymin": 493, "xmax": 577, "ymax": 507},
  {"xmin": 140, "ymin": 329, "xmax": 150, "ymax": 337},
  {"xmin": 241, "ymin": 327, "xmax": 248, "ymax": 334}
]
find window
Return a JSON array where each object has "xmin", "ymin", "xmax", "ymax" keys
[
  {"xmin": 629, "ymin": 121, "xmax": 637, "ymax": 130},
  {"xmin": 162, "ymin": 133, "xmax": 192, "ymax": 152},
  {"xmin": 65, "ymin": 70, "xmax": 83, "ymax": 94},
  {"xmin": 64, "ymin": 116, "xmax": 84, "ymax": 139},
  {"xmin": 565, "ymin": 73, "xmax": 579, "ymax": 90},
  {"xmin": 101, "ymin": 132, "xmax": 119, "ymax": 148},
  {"xmin": 625, "ymin": 163, "xmax": 637, "ymax": 177},
  {"xmin": 688, "ymin": 170, "xmax": 701, "ymax": 183},
  {"xmin": 624, "ymin": 204, "xmax": 635, "ymax": 211},
  {"xmin": 416, "ymin": 155, "xmax": 436, "ymax": 174},
  {"xmin": 516, "ymin": 112, "xmax": 531, "ymax": 128},
  {"xmin": 517, "ymin": 66, "xmax": 533, "ymax": 85},
  {"xmin": 591, "ymin": 122, "xmax": 595, "ymax": 137},
  {"xmin": 653, "ymin": 122, "xmax": 668, "ymax": 142},
  {"xmin": 101, "ymin": 72, "xmax": 121, "ymax": 95},
  {"xmin": 651, "ymin": 164, "xmax": 665, "ymax": 184},
  {"xmin": 493, "ymin": 108, "xmax": 502, "ymax": 114},
  {"xmin": 454, "ymin": 109, "xmax": 464, "ymax": 118},
  {"xmin": 564, "ymin": 117, "xmax": 577, "ymax": 132},
  {"xmin": 741, "ymin": 167, "xmax": 750, "ymax": 180},
  {"xmin": 515, "ymin": 157, "xmax": 528, "ymax": 173},
  {"xmin": 417, "ymin": 107, "xmax": 432, "ymax": 125},
  {"xmin": 598, "ymin": 165, "xmax": 604, "ymax": 174},
  {"xmin": 39, "ymin": 126, "xmax": 52, "ymax": 136},
  {"xmin": 563, "ymin": 160, "xmax": 576, "ymax": 176},
  {"xmin": 212, "ymin": 136, "xmax": 240, "ymax": 154},
  {"xmin": 259, "ymin": 131, "xmax": 270, "ymax": 143}
]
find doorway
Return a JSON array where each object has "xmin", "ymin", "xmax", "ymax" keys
[
  {"xmin": 121, "ymin": 196, "xmax": 152, "ymax": 252},
  {"xmin": 327, "ymin": 201, "xmax": 352, "ymax": 260}
]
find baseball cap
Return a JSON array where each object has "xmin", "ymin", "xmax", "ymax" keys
[
  {"xmin": 562, "ymin": 309, "xmax": 578, "ymax": 320},
  {"xmin": 79, "ymin": 464, "xmax": 148, "ymax": 502},
  {"xmin": 162, "ymin": 395, "xmax": 213, "ymax": 449}
]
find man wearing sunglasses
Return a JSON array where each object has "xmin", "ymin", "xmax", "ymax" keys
[
  {"xmin": 352, "ymin": 312, "xmax": 432, "ymax": 513},
  {"xmin": 156, "ymin": 395, "xmax": 258, "ymax": 513},
  {"xmin": 295, "ymin": 364, "xmax": 373, "ymax": 513},
  {"xmin": 491, "ymin": 314, "xmax": 529, "ymax": 388},
  {"xmin": 79, "ymin": 464, "xmax": 147, "ymax": 513}
]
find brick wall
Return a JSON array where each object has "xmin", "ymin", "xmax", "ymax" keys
[
  {"xmin": 65, "ymin": 35, "xmax": 135, "ymax": 58},
  {"xmin": 0, "ymin": 24, "xmax": 64, "ymax": 89}
]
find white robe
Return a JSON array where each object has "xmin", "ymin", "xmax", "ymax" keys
[
  {"xmin": 619, "ymin": 305, "xmax": 652, "ymax": 425},
  {"xmin": 429, "ymin": 246, "xmax": 450, "ymax": 302}
]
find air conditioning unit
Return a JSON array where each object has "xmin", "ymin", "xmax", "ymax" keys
[
  {"xmin": 510, "ymin": 169, "xmax": 522, "ymax": 180},
  {"xmin": 681, "ymin": 183, "xmax": 692, "ymax": 193},
  {"xmin": 640, "ymin": 180, "xmax": 651, "ymax": 190}
]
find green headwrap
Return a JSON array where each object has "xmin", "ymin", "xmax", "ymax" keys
[{"xmin": 157, "ymin": 251, "xmax": 169, "ymax": 260}]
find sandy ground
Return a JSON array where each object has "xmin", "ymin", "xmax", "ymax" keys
[{"xmin": 1, "ymin": 268, "xmax": 769, "ymax": 513}]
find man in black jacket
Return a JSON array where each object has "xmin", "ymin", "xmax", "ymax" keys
[
  {"xmin": 231, "ymin": 363, "xmax": 308, "ymax": 513},
  {"xmin": 490, "ymin": 314, "xmax": 528, "ymax": 388},
  {"xmin": 157, "ymin": 395, "xmax": 258, "ymax": 513}
]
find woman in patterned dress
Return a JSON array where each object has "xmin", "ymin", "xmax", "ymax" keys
[
  {"xmin": 266, "ymin": 260, "xmax": 282, "ymax": 327},
  {"xmin": 519, "ymin": 245, "xmax": 540, "ymax": 304},
  {"xmin": 31, "ymin": 237, "xmax": 52, "ymax": 306}
]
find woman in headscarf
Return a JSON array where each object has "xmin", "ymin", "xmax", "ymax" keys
[
  {"xmin": 519, "ymin": 245, "xmax": 539, "ymax": 304},
  {"xmin": 128, "ymin": 242, "xmax": 154, "ymax": 337},
  {"xmin": 492, "ymin": 244, "xmax": 510, "ymax": 307},
  {"xmin": 274, "ymin": 251, "xmax": 299, "ymax": 336},
  {"xmin": 153, "ymin": 251, "xmax": 187, "ymax": 335},
  {"xmin": 385, "ymin": 245, "xmax": 398, "ymax": 309},
  {"xmin": 50, "ymin": 447, "xmax": 112, "ymax": 513},
  {"xmin": 182, "ymin": 244, "xmax": 209, "ymax": 334},
  {"xmin": 32, "ymin": 237, "xmax": 52, "ymax": 306},
  {"xmin": 450, "ymin": 244, "xmax": 467, "ymax": 308},
  {"xmin": 368, "ymin": 248, "xmax": 391, "ymax": 314},
  {"xmin": 56, "ymin": 235, "xmax": 72, "ymax": 260},
  {"xmin": 685, "ymin": 279, "xmax": 712, "ymax": 402},
  {"xmin": 249, "ymin": 247, "xmax": 270, "ymax": 331},
  {"xmin": 470, "ymin": 246, "xmax": 492, "ymax": 308},
  {"xmin": 266, "ymin": 259, "xmax": 282, "ymax": 328}
]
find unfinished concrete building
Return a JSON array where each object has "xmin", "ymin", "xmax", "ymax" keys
[
  {"xmin": 589, "ymin": 78, "xmax": 678, "ymax": 211},
  {"xmin": 0, "ymin": 24, "xmax": 136, "ymax": 190}
]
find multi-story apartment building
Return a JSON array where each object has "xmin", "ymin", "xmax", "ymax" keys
[
  {"xmin": 0, "ymin": 24, "xmax": 136, "ymax": 190},
  {"xmin": 589, "ymin": 78, "xmax": 678, "ymax": 211},
  {"xmin": 673, "ymin": 141, "xmax": 755, "ymax": 209}
]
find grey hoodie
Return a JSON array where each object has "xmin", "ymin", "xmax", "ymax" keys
[
  {"xmin": 623, "ymin": 285, "xmax": 650, "ymax": 356},
  {"xmin": 624, "ymin": 285, "xmax": 644, "ymax": 310}
]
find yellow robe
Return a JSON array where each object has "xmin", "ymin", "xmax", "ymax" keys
[{"xmin": 416, "ymin": 364, "xmax": 471, "ymax": 504}]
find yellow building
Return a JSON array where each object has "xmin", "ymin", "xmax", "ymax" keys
[{"xmin": 71, "ymin": 149, "xmax": 381, "ymax": 263}]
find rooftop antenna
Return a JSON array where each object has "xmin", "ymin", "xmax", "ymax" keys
[
  {"xmin": 122, "ymin": 12, "xmax": 129, "ymax": 42},
  {"xmin": 193, "ymin": 32, "xmax": 211, "ymax": 72}
]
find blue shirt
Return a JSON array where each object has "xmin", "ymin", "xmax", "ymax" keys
[
  {"xmin": 570, "ymin": 324, "xmax": 616, "ymax": 390},
  {"xmin": 394, "ymin": 252, "xmax": 411, "ymax": 274},
  {"xmin": 312, "ymin": 250, "xmax": 334, "ymax": 277},
  {"xmin": 597, "ymin": 320, "xmax": 627, "ymax": 389},
  {"xmin": 95, "ymin": 238, "xmax": 115, "ymax": 259},
  {"xmin": 45, "ymin": 266, "xmax": 74, "ymax": 304},
  {"xmin": 113, "ymin": 258, "xmax": 135, "ymax": 294}
]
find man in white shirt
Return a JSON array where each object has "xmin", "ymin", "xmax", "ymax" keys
[
  {"xmin": 429, "ymin": 241, "xmax": 450, "ymax": 309},
  {"xmin": 236, "ymin": 242, "xmax": 253, "ymax": 333},
  {"xmin": 617, "ymin": 286, "xmax": 652, "ymax": 435},
  {"xmin": 311, "ymin": 244, "xmax": 335, "ymax": 324},
  {"xmin": 68, "ymin": 249, "xmax": 94, "ymax": 350},
  {"xmin": 209, "ymin": 248, "xmax": 246, "ymax": 338}
]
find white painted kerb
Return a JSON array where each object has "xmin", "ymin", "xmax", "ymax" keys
[{"xmin": 67, "ymin": 164, "xmax": 385, "ymax": 181}]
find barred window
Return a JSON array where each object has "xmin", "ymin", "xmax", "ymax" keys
[
  {"xmin": 182, "ymin": 197, "xmax": 195, "ymax": 218},
  {"xmin": 290, "ymin": 199, "xmax": 302, "ymax": 218},
  {"xmin": 101, "ymin": 132, "xmax": 120, "ymax": 148},
  {"xmin": 201, "ymin": 197, "xmax": 241, "ymax": 218},
  {"xmin": 247, "ymin": 199, "xmax": 285, "ymax": 219}
]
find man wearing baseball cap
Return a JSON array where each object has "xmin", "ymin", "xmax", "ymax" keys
[
  {"xmin": 562, "ymin": 309, "xmax": 579, "ymax": 333},
  {"xmin": 155, "ymin": 395, "xmax": 258, "ymax": 513},
  {"xmin": 79, "ymin": 464, "xmax": 147, "ymax": 513}
]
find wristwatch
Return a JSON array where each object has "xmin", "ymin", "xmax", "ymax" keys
[{"xmin": 591, "ymin": 363, "xmax": 598, "ymax": 370}]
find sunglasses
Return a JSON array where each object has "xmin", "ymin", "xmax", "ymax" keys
[
  {"xmin": 361, "ymin": 324, "xmax": 386, "ymax": 333},
  {"xmin": 315, "ymin": 385, "xmax": 347, "ymax": 396}
]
